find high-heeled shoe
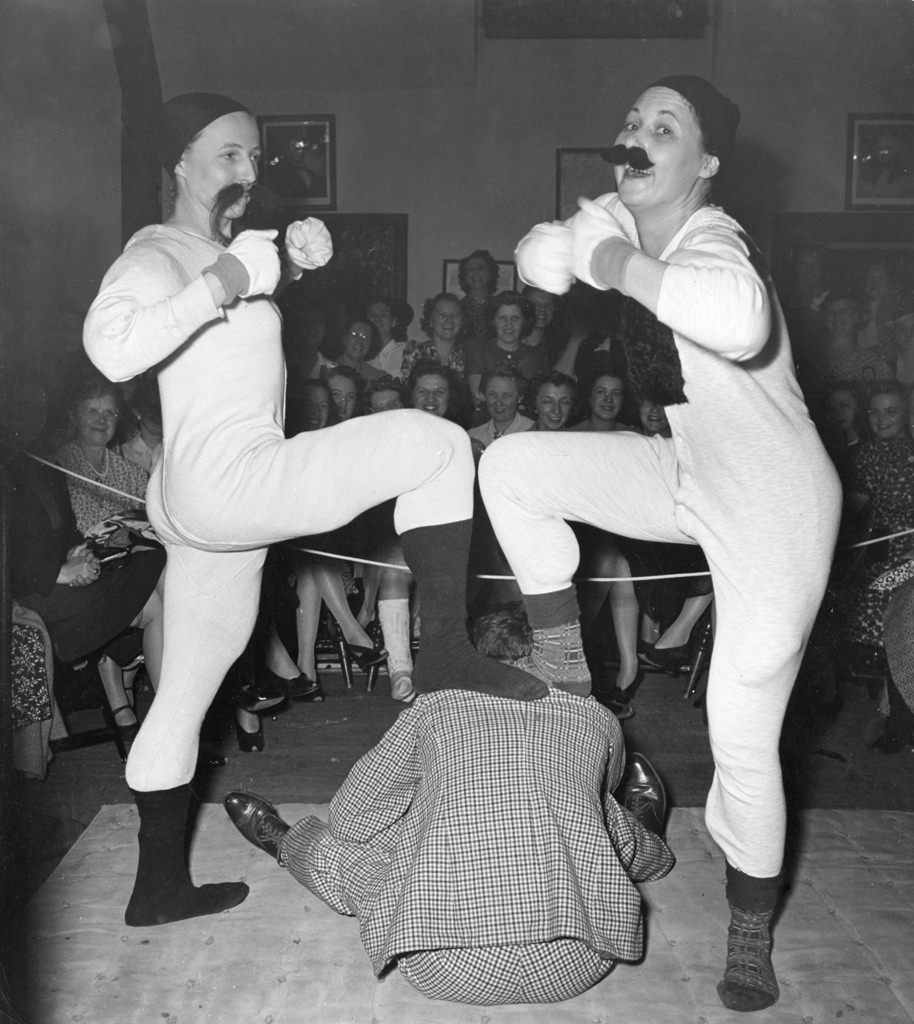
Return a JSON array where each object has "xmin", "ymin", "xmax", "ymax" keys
[
  {"xmin": 640, "ymin": 643, "xmax": 691, "ymax": 674},
  {"xmin": 110, "ymin": 704, "xmax": 140, "ymax": 743},
  {"xmin": 237, "ymin": 669, "xmax": 289, "ymax": 713},
  {"xmin": 286, "ymin": 673, "xmax": 323, "ymax": 701},
  {"xmin": 348, "ymin": 644, "xmax": 388, "ymax": 671},
  {"xmin": 235, "ymin": 717, "xmax": 264, "ymax": 753}
]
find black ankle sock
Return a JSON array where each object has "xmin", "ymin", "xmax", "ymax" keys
[
  {"xmin": 401, "ymin": 521, "xmax": 548, "ymax": 701},
  {"xmin": 126, "ymin": 785, "xmax": 249, "ymax": 927}
]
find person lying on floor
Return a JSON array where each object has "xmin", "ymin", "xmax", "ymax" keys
[{"xmin": 224, "ymin": 604, "xmax": 674, "ymax": 1005}]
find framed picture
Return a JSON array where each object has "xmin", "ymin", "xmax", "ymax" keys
[
  {"xmin": 442, "ymin": 259, "xmax": 517, "ymax": 295},
  {"xmin": 555, "ymin": 148, "xmax": 617, "ymax": 219},
  {"xmin": 846, "ymin": 114, "xmax": 914, "ymax": 210},
  {"xmin": 257, "ymin": 115, "xmax": 337, "ymax": 210}
]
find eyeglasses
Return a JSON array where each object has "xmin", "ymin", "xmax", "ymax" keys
[{"xmin": 78, "ymin": 407, "xmax": 119, "ymax": 422}]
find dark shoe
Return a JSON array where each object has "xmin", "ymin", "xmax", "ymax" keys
[
  {"xmin": 110, "ymin": 704, "xmax": 140, "ymax": 743},
  {"xmin": 348, "ymin": 643, "xmax": 388, "ymax": 671},
  {"xmin": 237, "ymin": 669, "xmax": 289, "ymax": 712},
  {"xmin": 289, "ymin": 674, "xmax": 325, "ymax": 702},
  {"xmin": 224, "ymin": 791, "xmax": 290, "ymax": 861},
  {"xmin": 594, "ymin": 687, "xmax": 635, "ymax": 721},
  {"xmin": 235, "ymin": 717, "xmax": 264, "ymax": 753},
  {"xmin": 619, "ymin": 752, "xmax": 667, "ymax": 838},
  {"xmin": 640, "ymin": 643, "xmax": 690, "ymax": 674}
]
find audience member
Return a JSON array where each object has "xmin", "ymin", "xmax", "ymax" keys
[
  {"xmin": 54, "ymin": 370, "xmax": 150, "ymax": 541},
  {"xmin": 400, "ymin": 293, "xmax": 468, "ymax": 381},
  {"xmin": 570, "ymin": 370, "xmax": 628, "ymax": 433},
  {"xmin": 528, "ymin": 370, "xmax": 577, "ymax": 431},
  {"xmin": 467, "ymin": 364, "xmax": 533, "ymax": 452},
  {"xmin": 466, "ymin": 291, "xmax": 549, "ymax": 403},
  {"xmin": 814, "ymin": 293, "xmax": 894, "ymax": 397},
  {"xmin": 843, "ymin": 382, "xmax": 914, "ymax": 652},
  {"xmin": 406, "ymin": 360, "xmax": 472, "ymax": 428},
  {"xmin": 457, "ymin": 249, "xmax": 500, "ymax": 348},
  {"xmin": 856, "ymin": 258, "xmax": 901, "ymax": 352},
  {"xmin": 3, "ymin": 378, "xmax": 164, "ymax": 743},
  {"xmin": 323, "ymin": 365, "xmax": 366, "ymax": 423},
  {"xmin": 366, "ymin": 296, "xmax": 413, "ymax": 380},
  {"xmin": 330, "ymin": 316, "xmax": 385, "ymax": 382}
]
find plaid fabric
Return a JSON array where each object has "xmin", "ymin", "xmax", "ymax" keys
[
  {"xmin": 281, "ymin": 690, "xmax": 674, "ymax": 982},
  {"xmin": 398, "ymin": 937, "xmax": 612, "ymax": 1004}
]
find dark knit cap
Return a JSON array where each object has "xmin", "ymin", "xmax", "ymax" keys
[
  {"xmin": 650, "ymin": 75, "xmax": 740, "ymax": 164},
  {"xmin": 157, "ymin": 92, "xmax": 250, "ymax": 173}
]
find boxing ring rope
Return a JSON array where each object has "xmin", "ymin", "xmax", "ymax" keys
[{"xmin": 25, "ymin": 452, "xmax": 914, "ymax": 583}]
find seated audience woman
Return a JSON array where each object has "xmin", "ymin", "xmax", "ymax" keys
[
  {"xmin": 406, "ymin": 360, "xmax": 472, "ymax": 429},
  {"xmin": 467, "ymin": 364, "xmax": 533, "ymax": 453},
  {"xmin": 331, "ymin": 316, "xmax": 385, "ymax": 382},
  {"xmin": 323, "ymin": 364, "xmax": 366, "ymax": 423},
  {"xmin": 813, "ymin": 293, "xmax": 895, "ymax": 399},
  {"xmin": 4, "ymin": 378, "xmax": 164, "ymax": 743},
  {"xmin": 457, "ymin": 249, "xmax": 500, "ymax": 348},
  {"xmin": 400, "ymin": 293, "xmax": 468, "ymax": 381},
  {"xmin": 528, "ymin": 370, "xmax": 577, "ymax": 432},
  {"xmin": 843, "ymin": 382, "xmax": 914, "ymax": 653},
  {"xmin": 856, "ymin": 257, "xmax": 901, "ymax": 352},
  {"xmin": 521, "ymin": 286, "xmax": 567, "ymax": 367},
  {"xmin": 570, "ymin": 367, "xmax": 628, "ymax": 433},
  {"xmin": 466, "ymin": 291, "xmax": 549, "ymax": 403},
  {"xmin": 817, "ymin": 384, "xmax": 870, "ymax": 476},
  {"xmin": 366, "ymin": 296, "xmax": 413, "ymax": 380},
  {"xmin": 54, "ymin": 370, "xmax": 149, "ymax": 538}
]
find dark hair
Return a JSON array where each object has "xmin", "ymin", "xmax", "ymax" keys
[
  {"xmin": 407, "ymin": 360, "xmax": 471, "ymax": 427},
  {"xmin": 323, "ymin": 363, "xmax": 366, "ymax": 417},
  {"xmin": 364, "ymin": 375, "xmax": 405, "ymax": 408},
  {"xmin": 365, "ymin": 295, "xmax": 414, "ymax": 342},
  {"xmin": 457, "ymin": 250, "xmax": 500, "ymax": 296},
  {"xmin": 527, "ymin": 370, "xmax": 577, "ymax": 411},
  {"xmin": 420, "ymin": 292, "xmax": 464, "ymax": 338},
  {"xmin": 484, "ymin": 291, "xmax": 536, "ymax": 341},
  {"xmin": 478, "ymin": 362, "xmax": 526, "ymax": 398},
  {"xmin": 866, "ymin": 380, "xmax": 907, "ymax": 407},
  {"xmin": 329, "ymin": 316, "xmax": 381, "ymax": 362},
  {"xmin": 470, "ymin": 602, "xmax": 533, "ymax": 661}
]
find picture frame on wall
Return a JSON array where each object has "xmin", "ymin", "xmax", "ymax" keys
[
  {"xmin": 257, "ymin": 114, "xmax": 337, "ymax": 210},
  {"xmin": 846, "ymin": 114, "xmax": 914, "ymax": 210},
  {"xmin": 555, "ymin": 148, "xmax": 617, "ymax": 219},
  {"xmin": 442, "ymin": 259, "xmax": 518, "ymax": 295}
]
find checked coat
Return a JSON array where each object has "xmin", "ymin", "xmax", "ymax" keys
[{"xmin": 280, "ymin": 688, "xmax": 674, "ymax": 985}]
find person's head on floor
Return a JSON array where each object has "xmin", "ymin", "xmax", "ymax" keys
[{"xmin": 470, "ymin": 602, "xmax": 533, "ymax": 664}]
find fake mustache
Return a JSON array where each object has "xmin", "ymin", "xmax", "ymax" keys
[
  {"xmin": 216, "ymin": 182, "xmax": 253, "ymax": 206},
  {"xmin": 601, "ymin": 144, "xmax": 654, "ymax": 171}
]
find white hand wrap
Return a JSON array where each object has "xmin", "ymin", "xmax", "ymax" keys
[
  {"xmin": 285, "ymin": 218, "xmax": 333, "ymax": 276},
  {"xmin": 514, "ymin": 221, "xmax": 574, "ymax": 295}
]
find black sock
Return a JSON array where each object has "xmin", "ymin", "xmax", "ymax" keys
[
  {"xmin": 125, "ymin": 785, "xmax": 249, "ymax": 927},
  {"xmin": 400, "ymin": 521, "xmax": 548, "ymax": 701}
]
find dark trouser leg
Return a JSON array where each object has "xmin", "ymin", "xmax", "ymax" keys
[
  {"xmin": 125, "ymin": 784, "xmax": 248, "ymax": 926},
  {"xmin": 717, "ymin": 863, "xmax": 782, "ymax": 1012},
  {"xmin": 399, "ymin": 520, "xmax": 547, "ymax": 701}
]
